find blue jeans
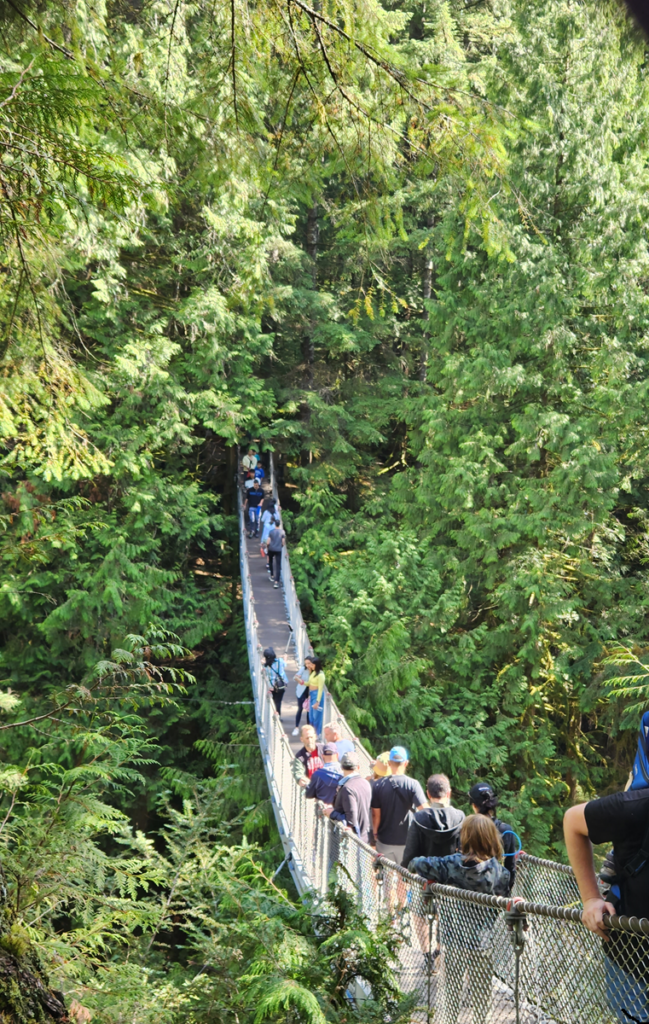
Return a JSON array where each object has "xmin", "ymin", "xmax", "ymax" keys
[
  {"xmin": 248, "ymin": 507, "xmax": 261, "ymax": 533},
  {"xmin": 309, "ymin": 690, "xmax": 323, "ymax": 738},
  {"xmin": 606, "ymin": 956, "xmax": 649, "ymax": 1023}
]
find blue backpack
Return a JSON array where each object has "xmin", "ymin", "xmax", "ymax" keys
[{"xmin": 630, "ymin": 710, "xmax": 649, "ymax": 790}]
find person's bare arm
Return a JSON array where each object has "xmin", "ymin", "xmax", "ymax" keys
[
  {"xmin": 372, "ymin": 807, "xmax": 381, "ymax": 840},
  {"xmin": 564, "ymin": 803, "xmax": 615, "ymax": 939}
]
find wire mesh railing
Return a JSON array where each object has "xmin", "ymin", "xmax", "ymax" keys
[{"xmin": 240, "ymin": 455, "xmax": 649, "ymax": 1023}]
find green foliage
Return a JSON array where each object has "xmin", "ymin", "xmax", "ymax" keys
[
  {"xmin": 277, "ymin": 0, "xmax": 649, "ymax": 857},
  {"xmin": 3, "ymin": 0, "xmax": 649, "ymax": 1014}
]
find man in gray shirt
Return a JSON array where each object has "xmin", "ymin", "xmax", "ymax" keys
[
  {"xmin": 325, "ymin": 751, "xmax": 372, "ymax": 843},
  {"xmin": 266, "ymin": 522, "xmax": 285, "ymax": 589}
]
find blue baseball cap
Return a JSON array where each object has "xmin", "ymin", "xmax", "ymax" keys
[{"xmin": 389, "ymin": 745, "xmax": 409, "ymax": 763}]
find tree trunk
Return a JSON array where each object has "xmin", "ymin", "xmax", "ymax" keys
[
  {"xmin": 419, "ymin": 213, "xmax": 434, "ymax": 382},
  {"xmin": 0, "ymin": 940, "xmax": 68, "ymax": 1022}
]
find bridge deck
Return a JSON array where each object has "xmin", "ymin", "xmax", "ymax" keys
[{"xmin": 245, "ymin": 533, "xmax": 302, "ymax": 754}]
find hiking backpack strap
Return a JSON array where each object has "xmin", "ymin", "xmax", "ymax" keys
[
  {"xmin": 268, "ymin": 661, "xmax": 286, "ymax": 691},
  {"xmin": 389, "ymin": 776, "xmax": 415, "ymax": 807}
]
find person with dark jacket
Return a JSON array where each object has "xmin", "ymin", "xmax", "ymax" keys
[
  {"xmin": 409, "ymin": 815, "xmax": 510, "ymax": 1024},
  {"xmin": 304, "ymin": 745, "xmax": 343, "ymax": 806},
  {"xmin": 401, "ymin": 774, "xmax": 465, "ymax": 867},
  {"xmin": 325, "ymin": 751, "xmax": 372, "ymax": 843},
  {"xmin": 468, "ymin": 782, "xmax": 517, "ymax": 893},
  {"xmin": 402, "ymin": 774, "xmax": 465, "ymax": 966}
]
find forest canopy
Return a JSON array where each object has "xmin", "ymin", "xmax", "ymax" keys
[{"xmin": 1, "ymin": 0, "xmax": 649, "ymax": 1018}]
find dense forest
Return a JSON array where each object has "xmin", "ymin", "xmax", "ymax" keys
[{"xmin": 2, "ymin": 0, "xmax": 649, "ymax": 1017}]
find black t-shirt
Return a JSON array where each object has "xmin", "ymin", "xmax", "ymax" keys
[
  {"xmin": 370, "ymin": 774, "xmax": 426, "ymax": 845},
  {"xmin": 247, "ymin": 489, "xmax": 263, "ymax": 508},
  {"xmin": 585, "ymin": 788, "xmax": 649, "ymax": 918}
]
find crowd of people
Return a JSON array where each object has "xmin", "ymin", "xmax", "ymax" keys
[
  {"xmin": 288, "ymin": 725, "xmax": 517, "ymax": 891},
  {"xmin": 281, "ymin": 696, "xmax": 649, "ymax": 1022},
  {"xmin": 282, "ymin": 703, "xmax": 649, "ymax": 1022},
  {"xmin": 242, "ymin": 448, "xmax": 286, "ymax": 588},
  {"xmin": 246, "ymin": 449, "xmax": 649, "ymax": 1023},
  {"xmin": 289, "ymin": 722, "xmax": 517, "ymax": 1005}
]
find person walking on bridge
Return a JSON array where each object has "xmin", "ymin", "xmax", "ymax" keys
[
  {"xmin": 468, "ymin": 782, "xmax": 517, "ymax": 893},
  {"xmin": 259, "ymin": 502, "xmax": 278, "ymax": 560},
  {"xmin": 244, "ymin": 479, "xmax": 264, "ymax": 538},
  {"xmin": 263, "ymin": 647, "xmax": 288, "ymax": 716},
  {"xmin": 324, "ymin": 722, "xmax": 354, "ymax": 759},
  {"xmin": 304, "ymin": 745, "xmax": 342, "ymax": 807},
  {"xmin": 306, "ymin": 656, "xmax": 325, "ymax": 739},
  {"xmin": 403, "ymin": 775, "xmax": 465, "ymax": 865},
  {"xmin": 266, "ymin": 519, "xmax": 285, "ymax": 589},
  {"xmin": 408, "ymin": 815, "xmax": 510, "ymax": 1024},
  {"xmin": 325, "ymin": 751, "xmax": 372, "ymax": 843},
  {"xmin": 402, "ymin": 774, "xmax": 465, "ymax": 968},
  {"xmin": 291, "ymin": 725, "xmax": 324, "ymax": 787},
  {"xmin": 371, "ymin": 746, "xmax": 426, "ymax": 864},
  {"xmin": 292, "ymin": 661, "xmax": 311, "ymax": 736},
  {"xmin": 371, "ymin": 746, "xmax": 426, "ymax": 913},
  {"xmin": 242, "ymin": 448, "xmax": 257, "ymax": 473},
  {"xmin": 564, "ymin": 709, "xmax": 649, "ymax": 1024}
]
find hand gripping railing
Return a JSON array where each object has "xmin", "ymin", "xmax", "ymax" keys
[{"xmin": 242, "ymin": 454, "xmax": 649, "ymax": 1024}]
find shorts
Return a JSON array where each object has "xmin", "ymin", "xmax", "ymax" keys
[{"xmin": 376, "ymin": 841, "xmax": 406, "ymax": 865}]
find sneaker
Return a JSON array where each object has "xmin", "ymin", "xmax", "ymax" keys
[
  {"xmin": 273, "ymin": 582, "xmax": 279, "ymax": 589},
  {"xmin": 291, "ymin": 727, "xmax": 300, "ymax": 736}
]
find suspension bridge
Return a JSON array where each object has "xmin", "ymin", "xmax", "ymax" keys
[{"xmin": 239, "ymin": 455, "xmax": 649, "ymax": 1024}]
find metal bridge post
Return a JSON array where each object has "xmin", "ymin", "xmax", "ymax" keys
[{"xmin": 322, "ymin": 811, "xmax": 331, "ymax": 896}]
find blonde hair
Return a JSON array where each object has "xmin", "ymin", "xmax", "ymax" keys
[{"xmin": 460, "ymin": 814, "xmax": 503, "ymax": 862}]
